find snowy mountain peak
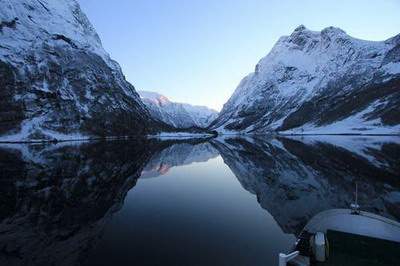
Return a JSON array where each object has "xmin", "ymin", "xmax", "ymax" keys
[
  {"xmin": 0, "ymin": 0, "xmax": 103, "ymax": 57},
  {"xmin": 385, "ymin": 32, "xmax": 400, "ymax": 46},
  {"xmin": 320, "ymin": 26, "xmax": 347, "ymax": 37},
  {"xmin": 139, "ymin": 91, "xmax": 218, "ymax": 128},
  {"xmin": 211, "ymin": 26, "xmax": 400, "ymax": 135},
  {"xmin": 139, "ymin": 91, "xmax": 171, "ymax": 106},
  {"xmin": 0, "ymin": 0, "xmax": 160, "ymax": 142},
  {"xmin": 293, "ymin": 24, "xmax": 307, "ymax": 32},
  {"xmin": 281, "ymin": 25, "xmax": 351, "ymax": 52},
  {"xmin": 290, "ymin": 25, "xmax": 346, "ymax": 38}
]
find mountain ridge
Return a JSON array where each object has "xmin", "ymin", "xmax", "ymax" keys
[
  {"xmin": 139, "ymin": 90, "xmax": 218, "ymax": 128},
  {"xmin": 210, "ymin": 25, "xmax": 400, "ymax": 135},
  {"xmin": 0, "ymin": 0, "xmax": 163, "ymax": 142}
]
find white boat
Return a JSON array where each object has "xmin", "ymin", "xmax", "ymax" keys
[{"xmin": 279, "ymin": 208, "xmax": 400, "ymax": 266}]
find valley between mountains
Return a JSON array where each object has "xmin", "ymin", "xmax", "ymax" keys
[{"xmin": 0, "ymin": 0, "xmax": 399, "ymax": 142}]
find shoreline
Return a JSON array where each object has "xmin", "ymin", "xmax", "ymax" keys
[{"xmin": 0, "ymin": 132, "xmax": 399, "ymax": 144}]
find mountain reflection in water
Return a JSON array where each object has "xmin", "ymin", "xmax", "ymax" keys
[{"xmin": 0, "ymin": 136, "xmax": 398, "ymax": 266}]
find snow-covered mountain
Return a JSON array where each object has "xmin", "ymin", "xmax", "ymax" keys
[
  {"xmin": 139, "ymin": 91, "xmax": 218, "ymax": 128},
  {"xmin": 211, "ymin": 25, "xmax": 400, "ymax": 135},
  {"xmin": 0, "ymin": 0, "xmax": 161, "ymax": 142}
]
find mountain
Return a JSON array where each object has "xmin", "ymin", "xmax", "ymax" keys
[
  {"xmin": 0, "ymin": 0, "xmax": 161, "ymax": 142},
  {"xmin": 139, "ymin": 91, "xmax": 218, "ymax": 128},
  {"xmin": 210, "ymin": 25, "xmax": 400, "ymax": 135}
]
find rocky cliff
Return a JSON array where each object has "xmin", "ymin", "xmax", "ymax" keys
[
  {"xmin": 211, "ymin": 26, "xmax": 400, "ymax": 135},
  {"xmin": 0, "ymin": 0, "xmax": 161, "ymax": 142}
]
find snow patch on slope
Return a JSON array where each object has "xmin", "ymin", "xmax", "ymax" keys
[
  {"xmin": 282, "ymin": 101, "xmax": 400, "ymax": 135},
  {"xmin": 0, "ymin": 0, "xmax": 156, "ymax": 142},
  {"xmin": 149, "ymin": 131, "xmax": 214, "ymax": 140},
  {"xmin": 0, "ymin": 0, "xmax": 105, "ymax": 61},
  {"xmin": 139, "ymin": 90, "xmax": 218, "ymax": 128},
  {"xmin": 212, "ymin": 25, "xmax": 400, "ymax": 135},
  {"xmin": 0, "ymin": 115, "xmax": 89, "ymax": 142}
]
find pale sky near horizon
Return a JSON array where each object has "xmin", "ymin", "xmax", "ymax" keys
[{"xmin": 78, "ymin": 0, "xmax": 400, "ymax": 111}]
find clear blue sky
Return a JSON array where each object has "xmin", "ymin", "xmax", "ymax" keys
[{"xmin": 78, "ymin": 0, "xmax": 400, "ymax": 111}]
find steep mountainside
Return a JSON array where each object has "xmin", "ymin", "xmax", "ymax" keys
[
  {"xmin": 139, "ymin": 91, "xmax": 218, "ymax": 128},
  {"xmin": 0, "ymin": 0, "xmax": 160, "ymax": 142},
  {"xmin": 211, "ymin": 25, "xmax": 400, "ymax": 135}
]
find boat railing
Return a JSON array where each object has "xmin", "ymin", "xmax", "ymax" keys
[{"xmin": 278, "ymin": 251, "xmax": 299, "ymax": 266}]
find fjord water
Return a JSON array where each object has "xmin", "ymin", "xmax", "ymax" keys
[{"xmin": 0, "ymin": 136, "xmax": 399, "ymax": 266}]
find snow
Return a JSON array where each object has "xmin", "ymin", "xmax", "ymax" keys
[
  {"xmin": 213, "ymin": 25, "xmax": 400, "ymax": 134},
  {"xmin": 0, "ymin": 139, "xmax": 91, "ymax": 163},
  {"xmin": 149, "ymin": 131, "xmax": 214, "ymax": 140},
  {"xmin": 0, "ymin": 0, "xmax": 120, "ymax": 72},
  {"xmin": 215, "ymin": 128, "xmax": 250, "ymax": 135},
  {"xmin": 41, "ymin": 79, "xmax": 50, "ymax": 92},
  {"xmin": 141, "ymin": 142, "xmax": 219, "ymax": 178},
  {"xmin": 0, "ymin": 0, "xmax": 153, "ymax": 142},
  {"xmin": 383, "ymin": 62, "xmax": 400, "ymax": 75},
  {"xmin": 139, "ymin": 90, "xmax": 218, "ymax": 128},
  {"xmin": 2, "ymin": 3, "xmax": 398, "ymax": 140},
  {"xmin": 213, "ymin": 134, "xmax": 400, "ymax": 235},
  {"xmin": 0, "ymin": 117, "xmax": 43, "ymax": 142},
  {"xmin": 282, "ymin": 102, "xmax": 400, "ymax": 135},
  {"xmin": 139, "ymin": 91, "xmax": 170, "ymax": 105},
  {"xmin": 285, "ymin": 135, "xmax": 400, "ymax": 168},
  {"xmin": 0, "ymin": 116, "xmax": 90, "ymax": 143}
]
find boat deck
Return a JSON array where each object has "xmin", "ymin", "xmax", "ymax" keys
[
  {"xmin": 316, "ymin": 230, "xmax": 400, "ymax": 266},
  {"xmin": 304, "ymin": 209, "xmax": 400, "ymax": 243}
]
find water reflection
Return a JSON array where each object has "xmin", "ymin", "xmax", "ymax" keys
[
  {"xmin": 141, "ymin": 141, "xmax": 218, "ymax": 178},
  {"xmin": 0, "ymin": 139, "xmax": 161, "ymax": 266},
  {"xmin": 0, "ymin": 135, "xmax": 398, "ymax": 265},
  {"xmin": 212, "ymin": 136, "xmax": 400, "ymax": 234}
]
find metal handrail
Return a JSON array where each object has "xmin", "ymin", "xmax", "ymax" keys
[{"xmin": 278, "ymin": 251, "xmax": 300, "ymax": 266}]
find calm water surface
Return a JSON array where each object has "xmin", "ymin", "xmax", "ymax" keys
[{"xmin": 0, "ymin": 136, "xmax": 399, "ymax": 266}]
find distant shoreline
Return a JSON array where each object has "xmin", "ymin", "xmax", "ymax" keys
[{"xmin": 1, "ymin": 132, "xmax": 399, "ymax": 144}]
